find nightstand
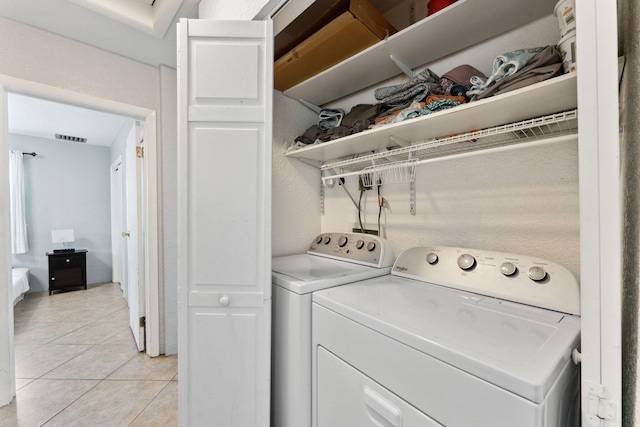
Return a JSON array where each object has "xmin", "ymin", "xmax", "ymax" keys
[{"xmin": 46, "ymin": 250, "xmax": 88, "ymax": 295}]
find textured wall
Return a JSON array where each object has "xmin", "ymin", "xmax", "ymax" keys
[
  {"xmin": 272, "ymin": 91, "xmax": 322, "ymax": 256},
  {"xmin": 0, "ymin": 17, "xmax": 160, "ymax": 110},
  {"xmin": 621, "ymin": 0, "xmax": 640, "ymax": 422},
  {"xmin": 315, "ymin": 15, "xmax": 582, "ymax": 278}
]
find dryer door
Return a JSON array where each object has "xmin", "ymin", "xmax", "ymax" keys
[{"xmin": 317, "ymin": 347, "xmax": 442, "ymax": 427}]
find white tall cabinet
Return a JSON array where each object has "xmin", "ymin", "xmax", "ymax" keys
[{"xmin": 177, "ymin": 19, "xmax": 273, "ymax": 427}]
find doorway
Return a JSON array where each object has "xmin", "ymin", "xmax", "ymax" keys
[{"xmin": 0, "ymin": 74, "xmax": 160, "ymax": 405}]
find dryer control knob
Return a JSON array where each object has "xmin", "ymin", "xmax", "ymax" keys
[
  {"xmin": 315, "ymin": 235, "xmax": 324, "ymax": 244},
  {"xmin": 457, "ymin": 254, "xmax": 476, "ymax": 270},
  {"xmin": 528, "ymin": 266, "xmax": 547, "ymax": 282},
  {"xmin": 366, "ymin": 242, "xmax": 377, "ymax": 252},
  {"xmin": 323, "ymin": 236, "xmax": 331, "ymax": 244},
  {"xmin": 500, "ymin": 262, "xmax": 518, "ymax": 276},
  {"xmin": 426, "ymin": 252, "xmax": 439, "ymax": 264},
  {"xmin": 356, "ymin": 240, "xmax": 365, "ymax": 250},
  {"xmin": 338, "ymin": 236, "xmax": 348, "ymax": 247}
]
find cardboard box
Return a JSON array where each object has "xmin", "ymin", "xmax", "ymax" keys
[
  {"xmin": 372, "ymin": 0, "xmax": 429, "ymax": 30},
  {"xmin": 274, "ymin": 0, "xmax": 397, "ymax": 92},
  {"xmin": 274, "ymin": 0, "xmax": 350, "ymax": 61}
]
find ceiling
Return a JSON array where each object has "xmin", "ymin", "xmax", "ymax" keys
[{"xmin": 8, "ymin": 93, "xmax": 133, "ymax": 147}]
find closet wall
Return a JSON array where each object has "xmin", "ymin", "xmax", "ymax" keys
[{"xmin": 272, "ymin": 91, "xmax": 320, "ymax": 256}]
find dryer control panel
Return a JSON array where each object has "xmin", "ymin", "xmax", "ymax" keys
[
  {"xmin": 392, "ymin": 246, "xmax": 580, "ymax": 315},
  {"xmin": 308, "ymin": 232, "xmax": 394, "ymax": 269}
]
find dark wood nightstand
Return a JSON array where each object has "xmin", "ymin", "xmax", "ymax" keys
[{"xmin": 46, "ymin": 250, "xmax": 88, "ymax": 295}]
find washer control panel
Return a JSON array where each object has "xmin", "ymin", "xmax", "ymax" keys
[
  {"xmin": 308, "ymin": 232, "xmax": 394, "ymax": 268},
  {"xmin": 392, "ymin": 246, "xmax": 580, "ymax": 315}
]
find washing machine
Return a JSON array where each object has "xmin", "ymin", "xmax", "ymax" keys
[
  {"xmin": 312, "ymin": 246, "xmax": 581, "ymax": 427},
  {"xmin": 272, "ymin": 232, "xmax": 395, "ymax": 427}
]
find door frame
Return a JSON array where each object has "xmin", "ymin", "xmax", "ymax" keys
[{"xmin": 0, "ymin": 74, "xmax": 160, "ymax": 405}]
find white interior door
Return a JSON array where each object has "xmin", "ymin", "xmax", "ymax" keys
[
  {"xmin": 110, "ymin": 157, "xmax": 123, "ymax": 286},
  {"xmin": 177, "ymin": 19, "xmax": 273, "ymax": 426},
  {"xmin": 126, "ymin": 123, "xmax": 145, "ymax": 351}
]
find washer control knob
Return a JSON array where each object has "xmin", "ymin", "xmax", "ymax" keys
[
  {"xmin": 356, "ymin": 240, "xmax": 365, "ymax": 250},
  {"xmin": 500, "ymin": 262, "xmax": 518, "ymax": 276},
  {"xmin": 366, "ymin": 242, "xmax": 377, "ymax": 252},
  {"xmin": 338, "ymin": 236, "xmax": 348, "ymax": 247},
  {"xmin": 323, "ymin": 236, "xmax": 331, "ymax": 244},
  {"xmin": 426, "ymin": 252, "xmax": 439, "ymax": 265},
  {"xmin": 457, "ymin": 254, "xmax": 476, "ymax": 270},
  {"xmin": 528, "ymin": 266, "xmax": 547, "ymax": 282},
  {"xmin": 315, "ymin": 235, "xmax": 324, "ymax": 244}
]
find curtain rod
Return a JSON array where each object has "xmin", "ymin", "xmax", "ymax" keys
[{"xmin": 22, "ymin": 152, "xmax": 37, "ymax": 157}]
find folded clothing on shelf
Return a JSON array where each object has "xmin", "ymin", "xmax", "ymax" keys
[
  {"xmin": 470, "ymin": 45, "xmax": 563, "ymax": 100},
  {"xmin": 467, "ymin": 47, "xmax": 545, "ymax": 98},
  {"xmin": 374, "ymin": 68, "xmax": 441, "ymax": 112}
]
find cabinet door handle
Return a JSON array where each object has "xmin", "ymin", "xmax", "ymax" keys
[{"xmin": 122, "ymin": 232, "xmax": 130, "ymax": 237}]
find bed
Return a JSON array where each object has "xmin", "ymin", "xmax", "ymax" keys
[{"xmin": 12, "ymin": 267, "xmax": 30, "ymax": 305}]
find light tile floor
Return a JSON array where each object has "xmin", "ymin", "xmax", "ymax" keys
[{"xmin": 0, "ymin": 282, "xmax": 178, "ymax": 427}]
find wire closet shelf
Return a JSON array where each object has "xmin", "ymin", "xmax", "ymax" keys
[{"xmin": 321, "ymin": 109, "xmax": 578, "ymax": 187}]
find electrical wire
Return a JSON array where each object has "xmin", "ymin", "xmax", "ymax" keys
[{"xmin": 358, "ymin": 176, "xmax": 368, "ymax": 233}]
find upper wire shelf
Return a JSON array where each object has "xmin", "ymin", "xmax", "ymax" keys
[{"xmin": 321, "ymin": 110, "xmax": 578, "ymax": 185}]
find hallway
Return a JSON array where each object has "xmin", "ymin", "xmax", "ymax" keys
[{"xmin": 0, "ymin": 282, "xmax": 177, "ymax": 426}]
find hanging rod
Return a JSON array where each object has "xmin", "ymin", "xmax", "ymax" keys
[
  {"xmin": 22, "ymin": 152, "xmax": 37, "ymax": 157},
  {"xmin": 320, "ymin": 110, "xmax": 578, "ymax": 185},
  {"xmin": 322, "ymin": 110, "xmax": 578, "ymax": 174}
]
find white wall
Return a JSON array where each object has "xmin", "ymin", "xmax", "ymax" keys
[
  {"xmin": 0, "ymin": 17, "xmax": 160, "ymax": 110},
  {"xmin": 272, "ymin": 91, "xmax": 321, "ymax": 256},
  {"xmin": 0, "ymin": 16, "xmax": 177, "ymax": 349},
  {"xmin": 276, "ymin": 15, "xmax": 581, "ymax": 278},
  {"xmin": 10, "ymin": 134, "xmax": 114, "ymax": 291},
  {"xmin": 160, "ymin": 65, "xmax": 178, "ymax": 355}
]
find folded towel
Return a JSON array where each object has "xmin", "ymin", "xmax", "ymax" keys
[
  {"xmin": 374, "ymin": 68, "xmax": 440, "ymax": 109},
  {"xmin": 467, "ymin": 47, "xmax": 544, "ymax": 97},
  {"xmin": 318, "ymin": 108, "xmax": 345, "ymax": 131},
  {"xmin": 473, "ymin": 45, "xmax": 563, "ymax": 100}
]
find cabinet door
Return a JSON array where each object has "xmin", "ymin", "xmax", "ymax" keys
[{"xmin": 177, "ymin": 19, "xmax": 272, "ymax": 427}]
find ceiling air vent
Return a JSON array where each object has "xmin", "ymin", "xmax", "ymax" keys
[{"xmin": 55, "ymin": 133, "xmax": 87, "ymax": 143}]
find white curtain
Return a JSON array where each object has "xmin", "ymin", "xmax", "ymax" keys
[{"xmin": 9, "ymin": 150, "xmax": 28, "ymax": 254}]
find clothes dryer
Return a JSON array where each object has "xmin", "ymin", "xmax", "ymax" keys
[
  {"xmin": 272, "ymin": 232, "xmax": 394, "ymax": 427},
  {"xmin": 312, "ymin": 246, "xmax": 581, "ymax": 427}
]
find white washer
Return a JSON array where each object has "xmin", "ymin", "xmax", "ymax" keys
[
  {"xmin": 272, "ymin": 232, "xmax": 394, "ymax": 427},
  {"xmin": 312, "ymin": 246, "xmax": 581, "ymax": 427}
]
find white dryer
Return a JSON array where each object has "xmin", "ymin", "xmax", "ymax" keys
[
  {"xmin": 312, "ymin": 246, "xmax": 581, "ymax": 427},
  {"xmin": 272, "ymin": 232, "xmax": 394, "ymax": 427}
]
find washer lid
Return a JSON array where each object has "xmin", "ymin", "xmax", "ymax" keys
[
  {"xmin": 272, "ymin": 254, "xmax": 391, "ymax": 294},
  {"xmin": 312, "ymin": 276, "xmax": 581, "ymax": 403}
]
